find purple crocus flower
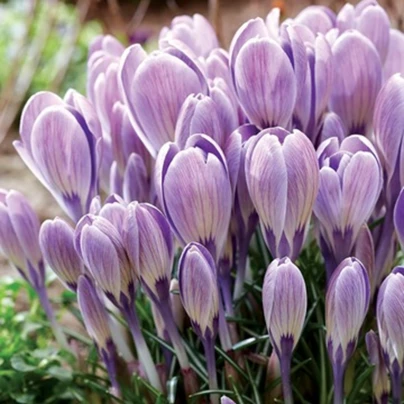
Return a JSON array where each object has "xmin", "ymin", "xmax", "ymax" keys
[
  {"xmin": 336, "ymin": 0, "xmax": 390, "ymax": 63},
  {"xmin": 229, "ymin": 18, "xmax": 298, "ymax": 130},
  {"xmin": 373, "ymin": 74, "xmax": 404, "ymax": 283},
  {"xmin": 366, "ymin": 330, "xmax": 390, "ymax": 404},
  {"xmin": 77, "ymin": 275, "xmax": 120, "ymax": 396},
  {"xmin": 40, "ymin": 217, "xmax": 85, "ymax": 292},
  {"xmin": 175, "ymin": 92, "xmax": 238, "ymax": 150},
  {"xmin": 119, "ymin": 44, "xmax": 208, "ymax": 157},
  {"xmin": 0, "ymin": 189, "xmax": 69, "ymax": 350},
  {"xmin": 178, "ymin": 242, "xmax": 220, "ymax": 402},
  {"xmin": 156, "ymin": 134, "xmax": 232, "ymax": 261},
  {"xmin": 314, "ymin": 135, "xmax": 382, "ymax": 278},
  {"xmin": 329, "ymin": 30, "xmax": 382, "ymax": 136},
  {"xmin": 377, "ymin": 267, "xmax": 404, "ymax": 403},
  {"xmin": 124, "ymin": 202, "xmax": 173, "ymax": 303},
  {"xmin": 15, "ymin": 91, "xmax": 102, "ymax": 222},
  {"xmin": 159, "ymin": 14, "xmax": 219, "ymax": 58},
  {"xmin": 326, "ymin": 257, "xmax": 370, "ymax": 404},
  {"xmin": 245, "ymin": 127, "xmax": 319, "ymax": 260},
  {"xmin": 262, "ymin": 257, "xmax": 307, "ymax": 404}
]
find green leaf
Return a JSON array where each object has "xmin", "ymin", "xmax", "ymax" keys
[
  {"xmin": 10, "ymin": 355, "xmax": 36, "ymax": 372},
  {"xmin": 47, "ymin": 366, "xmax": 73, "ymax": 382}
]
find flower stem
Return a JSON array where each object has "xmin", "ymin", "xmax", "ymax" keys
[
  {"xmin": 36, "ymin": 283, "xmax": 70, "ymax": 352},
  {"xmin": 233, "ymin": 241, "xmax": 248, "ymax": 300},
  {"xmin": 332, "ymin": 362, "xmax": 345, "ymax": 404},
  {"xmin": 391, "ymin": 370, "xmax": 402, "ymax": 404},
  {"xmin": 121, "ymin": 302, "xmax": 163, "ymax": 392},
  {"xmin": 203, "ymin": 337, "xmax": 219, "ymax": 404},
  {"xmin": 218, "ymin": 296, "xmax": 233, "ymax": 352},
  {"xmin": 280, "ymin": 352, "xmax": 293, "ymax": 404},
  {"xmin": 100, "ymin": 341, "xmax": 121, "ymax": 398},
  {"xmin": 157, "ymin": 301, "xmax": 199, "ymax": 397}
]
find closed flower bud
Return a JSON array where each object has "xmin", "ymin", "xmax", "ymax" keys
[
  {"xmin": 231, "ymin": 34, "xmax": 296, "ymax": 129},
  {"xmin": 377, "ymin": 267, "xmax": 404, "ymax": 401},
  {"xmin": 124, "ymin": 202, "xmax": 174, "ymax": 302},
  {"xmin": 75, "ymin": 214, "xmax": 136, "ymax": 306},
  {"xmin": 326, "ymin": 257, "xmax": 370, "ymax": 402},
  {"xmin": 245, "ymin": 128, "xmax": 319, "ymax": 260},
  {"xmin": 262, "ymin": 258, "xmax": 307, "ymax": 356},
  {"xmin": 314, "ymin": 135, "xmax": 382, "ymax": 276},
  {"xmin": 366, "ymin": 330, "xmax": 390, "ymax": 404},
  {"xmin": 119, "ymin": 44, "xmax": 208, "ymax": 157},
  {"xmin": 178, "ymin": 242, "xmax": 219, "ymax": 340},
  {"xmin": 329, "ymin": 30, "xmax": 382, "ymax": 136},
  {"xmin": 156, "ymin": 134, "xmax": 232, "ymax": 260},
  {"xmin": 15, "ymin": 91, "xmax": 102, "ymax": 222},
  {"xmin": 262, "ymin": 257, "xmax": 307, "ymax": 403},
  {"xmin": 40, "ymin": 217, "xmax": 85, "ymax": 292},
  {"xmin": 0, "ymin": 189, "xmax": 44, "ymax": 288}
]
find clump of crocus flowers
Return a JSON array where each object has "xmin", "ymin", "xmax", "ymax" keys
[{"xmin": 1, "ymin": 0, "xmax": 404, "ymax": 403}]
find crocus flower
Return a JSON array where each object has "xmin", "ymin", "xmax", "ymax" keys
[
  {"xmin": 377, "ymin": 267, "xmax": 404, "ymax": 404},
  {"xmin": 156, "ymin": 134, "xmax": 232, "ymax": 261},
  {"xmin": 314, "ymin": 135, "xmax": 382, "ymax": 278},
  {"xmin": 159, "ymin": 14, "xmax": 219, "ymax": 58},
  {"xmin": 336, "ymin": 0, "xmax": 390, "ymax": 63},
  {"xmin": 119, "ymin": 44, "xmax": 208, "ymax": 157},
  {"xmin": 124, "ymin": 202, "xmax": 174, "ymax": 303},
  {"xmin": 0, "ymin": 189, "xmax": 43, "ymax": 288},
  {"xmin": 0, "ymin": 189, "xmax": 69, "ymax": 350},
  {"xmin": 245, "ymin": 127, "xmax": 319, "ymax": 260},
  {"xmin": 15, "ymin": 91, "xmax": 102, "ymax": 222},
  {"xmin": 229, "ymin": 17, "xmax": 306, "ymax": 130},
  {"xmin": 179, "ymin": 242, "xmax": 220, "ymax": 402},
  {"xmin": 262, "ymin": 257, "xmax": 307, "ymax": 404},
  {"xmin": 326, "ymin": 257, "xmax": 370, "ymax": 404},
  {"xmin": 75, "ymin": 214, "xmax": 135, "ymax": 306},
  {"xmin": 366, "ymin": 330, "xmax": 390, "ymax": 404},
  {"xmin": 373, "ymin": 74, "xmax": 404, "ymax": 281},
  {"xmin": 40, "ymin": 217, "xmax": 85, "ymax": 292},
  {"xmin": 175, "ymin": 92, "xmax": 238, "ymax": 149},
  {"xmin": 329, "ymin": 30, "xmax": 382, "ymax": 136},
  {"xmin": 77, "ymin": 275, "xmax": 120, "ymax": 396}
]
